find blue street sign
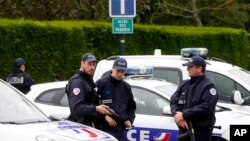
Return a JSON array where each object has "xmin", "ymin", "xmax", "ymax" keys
[{"xmin": 109, "ymin": 0, "xmax": 136, "ymax": 17}]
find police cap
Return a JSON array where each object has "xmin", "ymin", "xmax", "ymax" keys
[
  {"xmin": 182, "ymin": 56, "xmax": 206, "ymax": 67},
  {"xmin": 81, "ymin": 53, "xmax": 97, "ymax": 62},
  {"xmin": 113, "ymin": 58, "xmax": 127, "ymax": 71},
  {"xmin": 14, "ymin": 58, "xmax": 25, "ymax": 67}
]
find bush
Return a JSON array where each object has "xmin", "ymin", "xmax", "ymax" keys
[{"xmin": 0, "ymin": 19, "xmax": 248, "ymax": 83}]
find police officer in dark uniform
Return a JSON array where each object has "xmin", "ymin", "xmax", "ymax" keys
[
  {"xmin": 6, "ymin": 58, "xmax": 33, "ymax": 94},
  {"xmin": 170, "ymin": 56, "xmax": 218, "ymax": 141},
  {"xmin": 66, "ymin": 53, "xmax": 111, "ymax": 127},
  {"xmin": 95, "ymin": 58, "xmax": 136, "ymax": 141}
]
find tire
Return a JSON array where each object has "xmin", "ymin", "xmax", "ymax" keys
[{"xmin": 212, "ymin": 137, "xmax": 228, "ymax": 141}]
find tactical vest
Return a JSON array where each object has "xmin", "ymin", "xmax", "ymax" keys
[
  {"xmin": 65, "ymin": 73, "xmax": 98, "ymax": 124},
  {"xmin": 6, "ymin": 72, "xmax": 27, "ymax": 93}
]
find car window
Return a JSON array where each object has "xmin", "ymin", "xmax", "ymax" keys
[
  {"xmin": 206, "ymin": 71, "xmax": 250, "ymax": 104},
  {"xmin": 153, "ymin": 67, "xmax": 182, "ymax": 85},
  {"xmin": 35, "ymin": 89, "xmax": 64, "ymax": 106},
  {"xmin": 59, "ymin": 92, "xmax": 69, "ymax": 107},
  {"xmin": 206, "ymin": 71, "xmax": 234, "ymax": 102},
  {"xmin": 131, "ymin": 86, "xmax": 169, "ymax": 116},
  {"xmin": 101, "ymin": 67, "xmax": 182, "ymax": 85},
  {"xmin": 236, "ymin": 83, "xmax": 250, "ymax": 105},
  {"xmin": 101, "ymin": 70, "xmax": 112, "ymax": 79}
]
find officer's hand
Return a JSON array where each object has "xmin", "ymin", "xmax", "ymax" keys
[
  {"xmin": 105, "ymin": 115, "xmax": 117, "ymax": 127},
  {"xmin": 174, "ymin": 111, "xmax": 184, "ymax": 123},
  {"xmin": 96, "ymin": 105, "xmax": 111, "ymax": 115},
  {"xmin": 177, "ymin": 120, "xmax": 189, "ymax": 129},
  {"xmin": 124, "ymin": 120, "xmax": 132, "ymax": 129}
]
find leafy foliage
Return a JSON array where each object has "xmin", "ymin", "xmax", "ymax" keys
[{"xmin": 0, "ymin": 0, "xmax": 249, "ymax": 31}]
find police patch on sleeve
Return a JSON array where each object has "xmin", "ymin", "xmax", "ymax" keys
[
  {"xmin": 210, "ymin": 88, "xmax": 217, "ymax": 95},
  {"xmin": 73, "ymin": 88, "xmax": 80, "ymax": 95}
]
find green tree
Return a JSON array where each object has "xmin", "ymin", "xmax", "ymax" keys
[
  {"xmin": 0, "ymin": 0, "xmax": 249, "ymax": 31},
  {"xmin": 73, "ymin": 0, "xmax": 109, "ymax": 20},
  {"xmin": 136, "ymin": 0, "xmax": 164, "ymax": 24},
  {"xmin": 0, "ymin": 0, "xmax": 75, "ymax": 20},
  {"xmin": 155, "ymin": 0, "xmax": 250, "ymax": 29}
]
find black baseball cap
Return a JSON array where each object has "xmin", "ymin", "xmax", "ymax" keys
[
  {"xmin": 81, "ymin": 53, "xmax": 97, "ymax": 62},
  {"xmin": 113, "ymin": 58, "xmax": 127, "ymax": 71},
  {"xmin": 14, "ymin": 58, "xmax": 25, "ymax": 67},
  {"xmin": 182, "ymin": 56, "xmax": 206, "ymax": 67}
]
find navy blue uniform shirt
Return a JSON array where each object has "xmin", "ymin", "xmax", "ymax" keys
[
  {"xmin": 66, "ymin": 70, "xmax": 98, "ymax": 126},
  {"xmin": 170, "ymin": 74, "xmax": 218, "ymax": 128},
  {"xmin": 95, "ymin": 75, "xmax": 136, "ymax": 129}
]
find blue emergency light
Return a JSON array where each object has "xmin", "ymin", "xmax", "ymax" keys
[
  {"xmin": 181, "ymin": 48, "xmax": 208, "ymax": 58},
  {"xmin": 125, "ymin": 66, "xmax": 153, "ymax": 76}
]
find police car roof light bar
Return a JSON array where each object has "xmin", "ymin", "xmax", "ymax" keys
[
  {"xmin": 125, "ymin": 66, "xmax": 153, "ymax": 76},
  {"xmin": 181, "ymin": 48, "xmax": 208, "ymax": 59}
]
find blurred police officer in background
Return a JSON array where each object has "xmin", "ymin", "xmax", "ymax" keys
[
  {"xmin": 170, "ymin": 56, "xmax": 218, "ymax": 141},
  {"xmin": 66, "ymin": 53, "xmax": 111, "ymax": 127},
  {"xmin": 6, "ymin": 58, "xmax": 33, "ymax": 94},
  {"xmin": 95, "ymin": 58, "xmax": 136, "ymax": 141}
]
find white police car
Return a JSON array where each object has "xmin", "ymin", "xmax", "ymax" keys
[
  {"xmin": 26, "ymin": 67, "xmax": 250, "ymax": 141},
  {"xmin": 93, "ymin": 48, "xmax": 250, "ymax": 112},
  {"xmin": 0, "ymin": 79, "xmax": 117, "ymax": 141}
]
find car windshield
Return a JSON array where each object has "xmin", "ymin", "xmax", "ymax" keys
[
  {"xmin": 229, "ymin": 69, "xmax": 250, "ymax": 85},
  {"xmin": 0, "ymin": 80, "xmax": 49, "ymax": 123},
  {"xmin": 154, "ymin": 84, "xmax": 177, "ymax": 97}
]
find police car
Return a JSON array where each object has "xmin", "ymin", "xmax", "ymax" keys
[
  {"xmin": 93, "ymin": 48, "xmax": 250, "ymax": 112},
  {"xmin": 26, "ymin": 67, "xmax": 250, "ymax": 141},
  {"xmin": 0, "ymin": 79, "xmax": 117, "ymax": 141}
]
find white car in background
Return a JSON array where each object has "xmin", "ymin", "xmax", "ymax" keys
[
  {"xmin": 0, "ymin": 79, "xmax": 117, "ymax": 141},
  {"xmin": 93, "ymin": 48, "xmax": 250, "ymax": 112},
  {"xmin": 26, "ymin": 68, "xmax": 250, "ymax": 141}
]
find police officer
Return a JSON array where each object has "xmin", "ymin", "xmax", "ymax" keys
[
  {"xmin": 95, "ymin": 58, "xmax": 136, "ymax": 141},
  {"xmin": 170, "ymin": 56, "xmax": 218, "ymax": 141},
  {"xmin": 6, "ymin": 58, "xmax": 33, "ymax": 94},
  {"xmin": 66, "ymin": 53, "xmax": 111, "ymax": 126}
]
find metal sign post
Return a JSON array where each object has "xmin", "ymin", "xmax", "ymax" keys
[{"xmin": 119, "ymin": 34, "xmax": 125, "ymax": 55}]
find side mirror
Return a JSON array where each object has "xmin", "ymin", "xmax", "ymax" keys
[
  {"xmin": 231, "ymin": 90, "xmax": 244, "ymax": 105},
  {"xmin": 162, "ymin": 106, "xmax": 173, "ymax": 116}
]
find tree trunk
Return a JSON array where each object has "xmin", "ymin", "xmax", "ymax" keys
[{"xmin": 191, "ymin": 0, "xmax": 203, "ymax": 26}]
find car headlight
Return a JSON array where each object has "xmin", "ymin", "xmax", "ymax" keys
[{"xmin": 36, "ymin": 135, "xmax": 71, "ymax": 141}]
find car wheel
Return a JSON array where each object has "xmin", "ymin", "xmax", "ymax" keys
[{"xmin": 212, "ymin": 137, "xmax": 228, "ymax": 141}]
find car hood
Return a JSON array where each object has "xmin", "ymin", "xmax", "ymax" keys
[
  {"xmin": 0, "ymin": 120, "xmax": 116, "ymax": 141},
  {"xmin": 214, "ymin": 110, "xmax": 250, "ymax": 133},
  {"xmin": 216, "ymin": 110, "xmax": 250, "ymax": 123}
]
